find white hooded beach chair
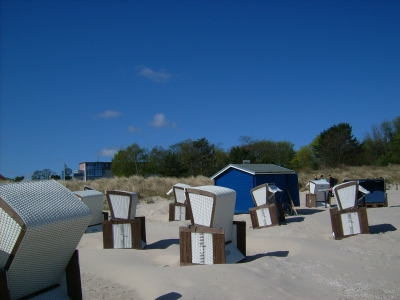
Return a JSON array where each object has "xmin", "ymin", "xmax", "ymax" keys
[
  {"xmin": 102, "ymin": 190, "xmax": 146, "ymax": 249},
  {"xmin": 167, "ymin": 183, "xmax": 192, "ymax": 221},
  {"xmin": 0, "ymin": 180, "xmax": 91, "ymax": 300},
  {"xmin": 306, "ymin": 180, "xmax": 331, "ymax": 207},
  {"xmin": 179, "ymin": 186, "xmax": 246, "ymax": 265},
  {"xmin": 329, "ymin": 181, "xmax": 370, "ymax": 239},
  {"xmin": 249, "ymin": 183, "xmax": 285, "ymax": 229},
  {"xmin": 74, "ymin": 189, "xmax": 108, "ymax": 229}
]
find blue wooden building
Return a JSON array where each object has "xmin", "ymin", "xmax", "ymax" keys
[{"xmin": 211, "ymin": 164, "xmax": 300, "ymax": 214}]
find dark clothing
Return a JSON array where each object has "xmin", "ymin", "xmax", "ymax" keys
[{"xmin": 329, "ymin": 177, "xmax": 337, "ymax": 188}]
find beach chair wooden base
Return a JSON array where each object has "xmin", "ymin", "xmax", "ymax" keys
[
  {"xmin": 168, "ymin": 203, "xmax": 192, "ymax": 221},
  {"xmin": 305, "ymin": 194, "xmax": 317, "ymax": 207},
  {"xmin": 330, "ymin": 207, "xmax": 369, "ymax": 240},
  {"xmin": 179, "ymin": 221, "xmax": 246, "ymax": 265},
  {"xmin": 102, "ymin": 216, "xmax": 147, "ymax": 249},
  {"xmin": 1, "ymin": 250, "xmax": 83, "ymax": 300},
  {"xmin": 249, "ymin": 204, "xmax": 279, "ymax": 229}
]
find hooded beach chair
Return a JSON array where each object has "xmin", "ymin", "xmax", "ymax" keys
[
  {"xmin": 74, "ymin": 189, "xmax": 109, "ymax": 231},
  {"xmin": 179, "ymin": 186, "xmax": 246, "ymax": 265},
  {"xmin": 167, "ymin": 183, "xmax": 192, "ymax": 221},
  {"xmin": 0, "ymin": 180, "xmax": 91, "ymax": 300},
  {"xmin": 249, "ymin": 183, "xmax": 285, "ymax": 229},
  {"xmin": 305, "ymin": 180, "xmax": 331, "ymax": 207},
  {"xmin": 329, "ymin": 181, "xmax": 370, "ymax": 239},
  {"xmin": 102, "ymin": 190, "xmax": 146, "ymax": 249}
]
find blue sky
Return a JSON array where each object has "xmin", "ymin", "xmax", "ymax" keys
[{"xmin": 1, "ymin": 0, "xmax": 399, "ymax": 179}]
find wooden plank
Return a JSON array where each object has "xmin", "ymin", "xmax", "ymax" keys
[
  {"xmin": 306, "ymin": 194, "xmax": 317, "ymax": 208},
  {"xmin": 358, "ymin": 207, "xmax": 370, "ymax": 234},
  {"xmin": 137, "ymin": 216, "xmax": 147, "ymax": 244},
  {"xmin": 169, "ymin": 203, "xmax": 175, "ymax": 221},
  {"xmin": 286, "ymin": 188, "xmax": 298, "ymax": 215},
  {"xmin": 249, "ymin": 209, "xmax": 259, "ymax": 229},
  {"xmin": 269, "ymin": 205, "xmax": 278, "ymax": 224},
  {"xmin": 179, "ymin": 228, "xmax": 192, "ymax": 264},
  {"xmin": 130, "ymin": 219, "xmax": 142, "ymax": 249},
  {"xmin": 233, "ymin": 221, "xmax": 246, "ymax": 257},
  {"xmin": 65, "ymin": 250, "xmax": 83, "ymax": 300},
  {"xmin": 185, "ymin": 204, "xmax": 193, "ymax": 222},
  {"xmin": 0, "ymin": 270, "xmax": 10, "ymax": 300},
  {"xmin": 102, "ymin": 220, "xmax": 113, "ymax": 249},
  {"xmin": 330, "ymin": 208, "xmax": 344, "ymax": 240},
  {"xmin": 213, "ymin": 232, "xmax": 226, "ymax": 264}
]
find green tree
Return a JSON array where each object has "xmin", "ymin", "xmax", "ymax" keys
[
  {"xmin": 313, "ymin": 123, "xmax": 362, "ymax": 167},
  {"xmin": 111, "ymin": 143, "xmax": 149, "ymax": 177},
  {"xmin": 228, "ymin": 138, "xmax": 295, "ymax": 168},
  {"xmin": 31, "ymin": 169, "xmax": 57, "ymax": 180},
  {"xmin": 13, "ymin": 176, "xmax": 24, "ymax": 182},
  {"xmin": 160, "ymin": 150, "xmax": 188, "ymax": 177},
  {"xmin": 291, "ymin": 145, "xmax": 319, "ymax": 170}
]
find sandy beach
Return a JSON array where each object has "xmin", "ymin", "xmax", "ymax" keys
[{"xmin": 78, "ymin": 189, "xmax": 400, "ymax": 300}]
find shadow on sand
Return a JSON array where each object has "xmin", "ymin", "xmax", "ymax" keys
[
  {"xmin": 281, "ymin": 216, "xmax": 305, "ymax": 224},
  {"xmin": 369, "ymin": 223, "xmax": 397, "ymax": 234},
  {"xmin": 241, "ymin": 250, "xmax": 289, "ymax": 263},
  {"xmin": 146, "ymin": 238, "xmax": 179, "ymax": 249},
  {"xmin": 296, "ymin": 208, "xmax": 325, "ymax": 215},
  {"xmin": 155, "ymin": 292, "xmax": 182, "ymax": 300}
]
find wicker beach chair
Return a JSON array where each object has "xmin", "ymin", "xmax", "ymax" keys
[
  {"xmin": 74, "ymin": 189, "xmax": 107, "ymax": 227},
  {"xmin": 0, "ymin": 180, "xmax": 91, "ymax": 300},
  {"xmin": 306, "ymin": 180, "xmax": 331, "ymax": 207},
  {"xmin": 329, "ymin": 181, "xmax": 370, "ymax": 239},
  {"xmin": 167, "ymin": 183, "xmax": 192, "ymax": 221},
  {"xmin": 102, "ymin": 190, "xmax": 146, "ymax": 249},
  {"xmin": 180, "ymin": 186, "xmax": 246, "ymax": 265},
  {"xmin": 249, "ymin": 183, "xmax": 284, "ymax": 228}
]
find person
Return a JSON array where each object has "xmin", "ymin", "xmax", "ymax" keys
[
  {"xmin": 320, "ymin": 175, "xmax": 326, "ymax": 181},
  {"xmin": 328, "ymin": 175, "xmax": 335, "ymax": 188},
  {"xmin": 328, "ymin": 174, "xmax": 337, "ymax": 196},
  {"xmin": 313, "ymin": 174, "xmax": 318, "ymax": 181}
]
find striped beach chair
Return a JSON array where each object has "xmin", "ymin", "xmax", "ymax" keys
[
  {"xmin": 249, "ymin": 183, "xmax": 285, "ymax": 229},
  {"xmin": 330, "ymin": 181, "xmax": 370, "ymax": 239},
  {"xmin": 0, "ymin": 180, "xmax": 91, "ymax": 299},
  {"xmin": 168, "ymin": 183, "xmax": 192, "ymax": 221},
  {"xmin": 180, "ymin": 186, "xmax": 246, "ymax": 265},
  {"xmin": 102, "ymin": 190, "xmax": 146, "ymax": 249},
  {"xmin": 74, "ymin": 189, "xmax": 107, "ymax": 227}
]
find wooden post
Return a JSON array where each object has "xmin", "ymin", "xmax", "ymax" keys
[
  {"xmin": 0, "ymin": 270, "xmax": 10, "ymax": 300},
  {"xmin": 65, "ymin": 250, "xmax": 83, "ymax": 300}
]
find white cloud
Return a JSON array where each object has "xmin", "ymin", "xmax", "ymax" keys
[
  {"xmin": 137, "ymin": 67, "xmax": 171, "ymax": 83},
  {"xmin": 98, "ymin": 147, "xmax": 119, "ymax": 157},
  {"xmin": 128, "ymin": 126, "xmax": 141, "ymax": 132},
  {"xmin": 96, "ymin": 110, "xmax": 121, "ymax": 118},
  {"xmin": 150, "ymin": 113, "xmax": 169, "ymax": 128}
]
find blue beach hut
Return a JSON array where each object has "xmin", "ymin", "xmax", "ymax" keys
[{"xmin": 211, "ymin": 164, "xmax": 300, "ymax": 214}]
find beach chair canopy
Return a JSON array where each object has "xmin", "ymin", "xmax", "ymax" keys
[
  {"xmin": 185, "ymin": 185, "xmax": 236, "ymax": 242},
  {"xmin": 250, "ymin": 183, "xmax": 282, "ymax": 207},
  {"xmin": 74, "ymin": 189, "xmax": 105, "ymax": 226},
  {"xmin": 166, "ymin": 183, "xmax": 191, "ymax": 204},
  {"xmin": 0, "ymin": 180, "xmax": 91, "ymax": 299},
  {"xmin": 333, "ymin": 181, "xmax": 360, "ymax": 210},
  {"xmin": 106, "ymin": 190, "xmax": 138, "ymax": 219}
]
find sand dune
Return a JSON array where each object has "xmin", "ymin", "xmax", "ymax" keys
[{"xmin": 78, "ymin": 190, "xmax": 400, "ymax": 299}]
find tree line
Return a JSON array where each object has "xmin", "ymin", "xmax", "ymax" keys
[{"xmin": 111, "ymin": 116, "xmax": 400, "ymax": 177}]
